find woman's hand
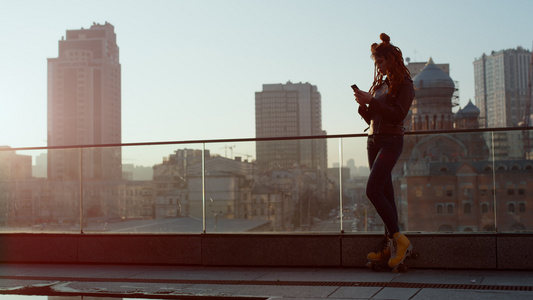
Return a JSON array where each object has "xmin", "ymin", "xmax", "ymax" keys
[{"xmin": 354, "ymin": 89, "xmax": 373, "ymax": 106}]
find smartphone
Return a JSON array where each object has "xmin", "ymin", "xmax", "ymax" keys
[{"xmin": 351, "ymin": 84, "xmax": 359, "ymax": 91}]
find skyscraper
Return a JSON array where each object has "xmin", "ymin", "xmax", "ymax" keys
[
  {"xmin": 255, "ymin": 81, "xmax": 327, "ymax": 171},
  {"xmin": 474, "ymin": 47, "xmax": 531, "ymax": 128},
  {"xmin": 47, "ymin": 22, "xmax": 121, "ymax": 180}
]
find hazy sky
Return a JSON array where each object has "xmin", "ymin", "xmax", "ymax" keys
[{"xmin": 1, "ymin": 0, "xmax": 531, "ymax": 167}]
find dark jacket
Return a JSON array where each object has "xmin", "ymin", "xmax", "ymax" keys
[{"xmin": 358, "ymin": 77, "xmax": 414, "ymax": 135}]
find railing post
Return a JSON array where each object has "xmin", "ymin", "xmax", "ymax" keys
[
  {"xmin": 491, "ymin": 131, "xmax": 498, "ymax": 233},
  {"xmin": 79, "ymin": 148, "xmax": 84, "ymax": 234},
  {"xmin": 202, "ymin": 143, "xmax": 206, "ymax": 233},
  {"xmin": 339, "ymin": 138, "xmax": 344, "ymax": 233}
]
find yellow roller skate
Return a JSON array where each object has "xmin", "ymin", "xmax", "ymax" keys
[
  {"xmin": 388, "ymin": 232, "xmax": 418, "ymax": 273},
  {"xmin": 366, "ymin": 236, "xmax": 392, "ymax": 272}
]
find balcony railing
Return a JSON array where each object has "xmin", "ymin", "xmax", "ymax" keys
[{"xmin": 1, "ymin": 127, "xmax": 532, "ymax": 235}]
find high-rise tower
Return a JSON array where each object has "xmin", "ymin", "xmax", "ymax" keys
[
  {"xmin": 47, "ymin": 22, "xmax": 121, "ymax": 180},
  {"xmin": 474, "ymin": 47, "xmax": 531, "ymax": 128},
  {"xmin": 255, "ymin": 81, "xmax": 327, "ymax": 171}
]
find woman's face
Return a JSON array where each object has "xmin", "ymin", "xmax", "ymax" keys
[{"xmin": 374, "ymin": 55, "xmax": 389, "ymax": 75}]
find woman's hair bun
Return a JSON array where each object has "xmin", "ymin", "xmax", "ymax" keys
[{"xmin": 380, "ymin": 33, "xmax": 390, "ymax": 44}]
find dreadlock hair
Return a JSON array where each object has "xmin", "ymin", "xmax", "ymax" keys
[{"xmin": 369, "ymin": 33, "xmax": 411, "ymax": 97}]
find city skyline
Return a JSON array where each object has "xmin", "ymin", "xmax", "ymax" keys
[{"xmin": 1, "ymin": 0, "xmax": 532, "ymax": 168}]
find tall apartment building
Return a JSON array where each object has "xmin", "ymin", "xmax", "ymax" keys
[
  {"xmin": 474, "ymin": 47, "xmax": 531, "ymax": 128},
  {"xmin": 47, "ymin": 22, "xmax": 122, "ymax": 180},
  {"xmin": 255, "ymin": 81, "xmax": 327, "ymax": 171}
]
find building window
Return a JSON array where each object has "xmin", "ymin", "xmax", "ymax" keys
[
  {"xmin": 463, "ymin": 188, "xmax": 472, "ymax": 198},
  {"xmin": 481, "ymin": 203, "xmax": 489, "ymax": 214},
  {"xmin": 464, "ymin": 203, "xmax": 472, "ymax": 214},
  {"xmin": 479, "ymin": 185, "xmax": 488, "ymax": 196},
  {"xmin": 518, "ymin": 184, "xmax": 525, "ymax": 196},
  {"xmin": 507, "ymin": 185, "xmax": 515, "ymax": 195},
  {"xmin": 519, "ymin": 202, "xmax": 526, "ymax": 213},
  {"xmin": 415, "ymin": 186, "xmax": 422, "ymax": 197},
  {"xmin": 436, "ymin": 204, "xmax": 443, "ymax": 214},
  {"xmin": 446, "ymin": 186, "xmax": 453, "ymax": 197},
  {"xmin": 508, "ymin": 203, "xmax": 516, "ymax": 213},
  {"xmin": 435, "ymin": 186, "xmax": 443, "ymax": 197},
  {"xmin": 447, "ymin": 204, "xmax": 454, "ymax": 214}
]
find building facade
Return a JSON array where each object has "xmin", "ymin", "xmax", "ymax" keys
[
  {"xmin": 394, "ymin": 57, "xmax": 533, "ymax": 233},
  {"xmin": 255, "ymin": 81, "xmax": 327, "ymax": 172},
  {"xmin": 474, "ymin": 47, "xmax": 531, "ymax": 128},
  {"xmin": 47, "ymin": 22, "xmax": 122, "ymax": 180}
]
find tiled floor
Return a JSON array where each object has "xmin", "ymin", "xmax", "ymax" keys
[{"xmin": 0, "ymin": 264, "xmax": 532, "ymax": 299}]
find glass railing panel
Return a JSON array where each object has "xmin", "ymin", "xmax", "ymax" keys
[
  {"xmin": 338, "ymin": 135, "xmax": 371, "ymax": 233},
  {"xmin": 493, "ymin": 129, "xmax": 533, "ymax": 233},
  {"xmin": 203, "ymin": 138, "xmax": 337, "ymax": 233},
  {"xmin": 0, "ymin": 147, "xmax": 81, "ymax": 233},
  {"xmin": 83, "ymin": 143, "xmax": 204, "ymax": 234},
  {"xmin": 398, "ymin": 130, "xmax": 496, "ymax": 233},
  {"xmin": 201, "ymin": 141, "xmax": 258, "ymax": 233},
  {"xmin": 336, "ymin": 129, "xmax": 531, "ymax": 234}
]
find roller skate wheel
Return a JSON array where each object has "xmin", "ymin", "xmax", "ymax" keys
[
  {"xmin": 393, "ymin": 264, "xmax": 408, "ymax": 273},
  {"xmin": 373, "ymin": 264, "xmax": 384, "ymax": 272},
  {"xmin": 367, "ymin": 261, "xmax": 383, "ymax": 272}
]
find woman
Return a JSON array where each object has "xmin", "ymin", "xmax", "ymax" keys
[{"xmin": 353, "ymin": 33, "xmax": 415, "ymax": 270}]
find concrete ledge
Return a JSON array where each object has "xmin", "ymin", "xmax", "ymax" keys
[
  {"xmin": 0, "ymin": 234, "xmax": 78, "ymax": 263},
  {"xmin": 497, "ymin": 234, "xmax": 533, "ymax": 269},
  {"xmin": 0, "ymin": 233, "xmax": 531, "ymax": 270},
  {"xmin": 77, "ymin": 234, "xmax": 202, "ymax": 265},
  {"xmin": 396, "ymin": 234, "xmax": 497, "ymax": 269},
  {"xmin": 201, "ymin": 234, "xmax": 341, "ymax": 266}
]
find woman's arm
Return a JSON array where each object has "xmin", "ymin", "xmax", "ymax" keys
[
  {"xmin": 358, "ymin": 104, "xmax": 371, "ymax": 125},
  {"xmin": 367, "ymin": 81, "xmax": 414, "ymax": 124},
  {"xmin": 354, "ymin": 89, "xmax": 372, "ymax": 124}
]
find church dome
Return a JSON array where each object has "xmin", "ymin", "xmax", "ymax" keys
[
  {"xmin": 413, "ymin": 57, "xmax": 455, "ymax": 98},
  {"xmin": 460, "ymin": 100, "xmax": 480, "ymax": 118}
]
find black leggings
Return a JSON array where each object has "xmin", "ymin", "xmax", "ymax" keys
[{"xmin": 366, "ymin": 134, "xmax": 403, "ymax": 237}]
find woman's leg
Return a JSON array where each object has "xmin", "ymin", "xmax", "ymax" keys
[
  {"xmin": 383, "ymin": 173, "xmax": 398, "ymax": 231},
  {"xmin": 366, "ymin": 135, "xmax": 403, "ymax": 237}
]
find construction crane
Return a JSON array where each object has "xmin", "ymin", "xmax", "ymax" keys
[
  {"xmin": 234, "ymin": 152, "xmax": 254, "ymax": 162},
  {"xmin": 219, "ymin": 145, "xmax": 235, "ymax": 159}
]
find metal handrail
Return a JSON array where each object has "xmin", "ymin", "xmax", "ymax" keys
[{"xmin": 2, "ymin": 126, "xmax": 532, "ymax": 152}]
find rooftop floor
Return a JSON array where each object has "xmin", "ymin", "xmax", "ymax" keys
[{"xmin": 1, "ymin": 263, "xmax": 532, "ymax": 299}]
